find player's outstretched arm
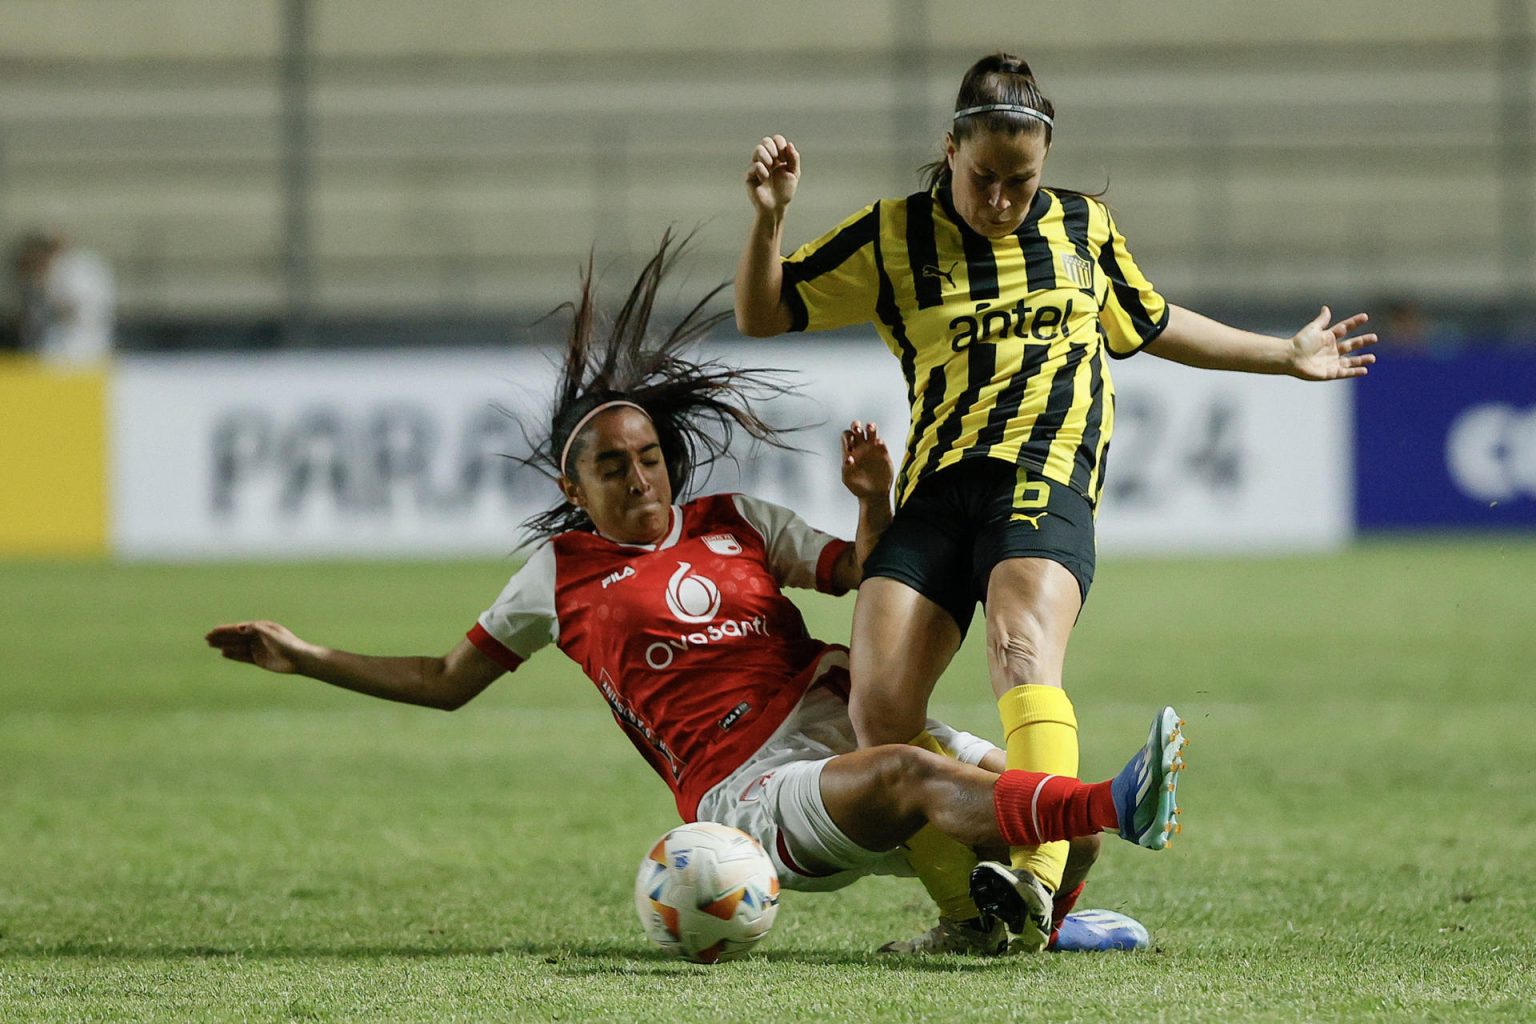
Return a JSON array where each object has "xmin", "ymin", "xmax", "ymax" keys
[
  {"xmin": 830, "ymin": 420, "xmax": 894, "ymax": 593},
  {"xmin": 734, "ymin": 134, "xmax": 799, "ymax": 338},
  {"xmin": 204, "ymin": 621, "xmax": 504, "ymax": 710},
  {"xmin": 1150, "ymin": 304, "xmax": 1377, "ymax": 380}
]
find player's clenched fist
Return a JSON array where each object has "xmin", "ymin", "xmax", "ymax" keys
[{"xmin": 745, "ymin": 134, "xmax": 800, "ymax": 215}]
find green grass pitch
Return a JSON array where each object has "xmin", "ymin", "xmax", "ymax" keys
[{"xmin": 3, "ymin": 539, "xmax": 1535, "ymax": 1022}]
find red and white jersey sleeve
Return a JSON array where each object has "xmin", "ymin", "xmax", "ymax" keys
[
  {"xmin": 730, "ymin": 494, "xmax": 851, "ymax": 595},
  {"xmin": 466, "ymin": 493, "xmax": 853, "ymax": 820},
  {"xmin": 467, "ymin": 542, "xmax": 559, "ymax": 671}
]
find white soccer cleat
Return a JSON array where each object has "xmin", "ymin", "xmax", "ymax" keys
[{"xmin": 877, "ymin": 915, "xmax": 1008, "ymax": 956}]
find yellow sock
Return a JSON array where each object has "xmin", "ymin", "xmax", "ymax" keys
[
  {"xmin": 901, "ymin": 730, "xmax": 981, "ymax": 920},
  {"xmin": 997, "ymin": 684, "xmax": 1078, "ymax": 891}
]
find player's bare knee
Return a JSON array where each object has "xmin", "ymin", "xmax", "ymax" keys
[
  {"xmin": 989, "ymin": 619, "xmax": 1051, "ymax": 687},
  {"xmin": 869, "ymin": 743, "xmax": 942, "ymax": 794},
  {"xmin": 848, "ymin": 693, "xmax": 926, "ymax": 748},
  {"xmin": 1067, "ymin": 833, "xmax": 1102, "ymax": 866}
]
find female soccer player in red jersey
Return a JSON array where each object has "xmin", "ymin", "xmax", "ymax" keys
[
  {"xmin": 207, "ymin": 234, "xmax": 1186, "ymax": 956},
  {"xmin": 735, "ymin": 52, "xmax": 1373, "ymax": 950}
]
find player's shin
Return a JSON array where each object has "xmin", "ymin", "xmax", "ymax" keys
[
  {"xmin": 997, "ymin": 684, "xmax": 1078, "ymax": 891},
  {"xmin": 902, "ymin": 730, "xmax": 983, "ymax": 921}
]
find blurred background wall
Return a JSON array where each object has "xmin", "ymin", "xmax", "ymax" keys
[{"xmin": 1, "ymin": 0, "xmax": 1532, "ymax": 352}]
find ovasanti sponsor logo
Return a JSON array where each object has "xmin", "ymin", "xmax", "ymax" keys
[
  {"xmin": 644, "ymin": 615, "xmax": 771, "ymax": 670},
  {"xmin": 664, "ymin": 562, "xmax": 721, "ymax": 623},
  {"xmin": 601, "ymin": 565, "xmax": 636, "ymax": 589}
]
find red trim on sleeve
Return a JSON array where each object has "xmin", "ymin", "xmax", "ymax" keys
[
  {"xmin": 466, "ymin": 623, "xmax": 525, "ymax": 672},
  {"xmin": 815, "ymin": 539, "xmax": 852, "ymax": 595}
]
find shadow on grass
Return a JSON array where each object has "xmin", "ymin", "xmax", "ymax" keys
[{"xmin": 11, "ymin": 937, "xmax": 1025, "ymax": 973}]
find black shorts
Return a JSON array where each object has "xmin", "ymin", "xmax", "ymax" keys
[{"xmin": 863, "ymin": 458, "xmax": 1096, "ymax": 637}]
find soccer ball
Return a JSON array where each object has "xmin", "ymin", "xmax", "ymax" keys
[{"xmin": 633, "ymin": 821, "xmax": 780, "ymax": 963}]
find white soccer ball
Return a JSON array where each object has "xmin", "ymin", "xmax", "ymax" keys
[{"xmin": 633, "ymin": 821, "xmax": 780, "ymax": 964}]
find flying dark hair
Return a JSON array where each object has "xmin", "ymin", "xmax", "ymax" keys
[
  {"xmin": 518, "ymin": 229, "xmax": 799, "ymax": 538},
  {"xmin": 920, "ymin": 52, "xmax": 1057, "ymax": 193}
]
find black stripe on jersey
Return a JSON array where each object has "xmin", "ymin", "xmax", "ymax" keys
[
  {"xmin": 1056, "ymin": 193, "xmax": 1095, "ymax": 278},
  {"xmin": 1069, "ymin": 337, "xmax": 1108, "ymax": 495},
  {"xmin": 897, "ymin": 365, "xmax": 947, "ymax": 499},
  {"xmin": 976, "ymin": 348, "xmax": 1037, "ymax": 454},
  {"xmin": 1018, "ymin": 343, "xmax": 1090, "ymax": 472},
  {"xmin": 917, "ymin": 343, "xmax": 997, "ymax": 480},
  {"xmin": 781, "ymin": 206, "xmax": 880, "ymax": 332},
  {"xmin": 1014, "ymin": 191, "xmax": 1058, "ymax": 292},
  {"xmin": 906, "ymin": 193, "xmax": 944, "ymax": 310},
  {"xmin": 1097, "ymin": 217, "xmax": 1164, "ymax": 353},
  {"xmin": 960, "ymin": 224, "xmax": 999, "ymax": 301},
  {"xmin": 872, "ymin": 206, "xmax": 918, "ymax": 406}
]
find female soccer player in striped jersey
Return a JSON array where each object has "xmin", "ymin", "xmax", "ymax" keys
[
  {"xmin": 735, "ymin": 52, "xmax": 1374, "ymax": 951},
  {"xmin": 206, "ymin": 234, "xmax": 1186, "ymax": 956}
]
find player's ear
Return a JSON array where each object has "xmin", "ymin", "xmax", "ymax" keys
[
  {"xmin": 559, "ymin": 475, "xmax": 585, "ymax": 509},
  {"xmin": 944, "ymin": 132, "xmax": 956, "ymax": 166}
]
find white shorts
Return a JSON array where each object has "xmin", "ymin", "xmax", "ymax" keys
[{"xmin": 694, "ymin": 661, "xmax": 1000, "ymax": 893}]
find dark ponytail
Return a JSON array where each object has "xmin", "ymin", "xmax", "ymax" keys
[
  {"xmin": 920, "ymin": 52, "xmax": 1056, "ymax": 192},
  {"xmin": 514, "ymin": 229, "xmax": 801, "ymax": 539}
]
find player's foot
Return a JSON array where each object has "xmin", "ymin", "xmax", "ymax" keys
[
  {"xmin": 1111, "ymin": 705, "xmax": 1187, "ymax": 850},
  {"xmin": 1050, "ymin": 908, "xmax": 1150, "ymax": 952},
  {"xmin": 876, "ymin": 914, "xmax": 1007, "ymax": 956},
  {"xmin": 968, "ymin": 861, "xmax": 1052, "ymax": 953}
]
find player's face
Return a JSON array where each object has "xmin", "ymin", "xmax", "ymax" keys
[
  {"xmin": 561, "ymin": 408, "xmax": 674, "ymax": 544},
  {"xmin": 946, "ymin": 129, "xmax": 1049, "ymax": 238}
]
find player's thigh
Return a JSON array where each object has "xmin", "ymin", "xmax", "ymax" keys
[
  {"xmin": 848, "ymin": 578, "xmax": 963, "ymax": 744},
  {"xmin": 975, "ymin": 470, "xmax": 1097, "ymax": 694}
]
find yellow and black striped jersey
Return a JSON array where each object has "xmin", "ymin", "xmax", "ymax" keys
[{"xmin": 780, "ymin": 186, "xmax": 1168, "ymax": 508}]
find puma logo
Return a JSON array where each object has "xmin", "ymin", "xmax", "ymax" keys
[
  {"xmin": 920, "ymin": 261, "xmax": 958, "ymax": 288},
  {"xmin": 1010, "ymin": 511, "xmax": 1049, "ymax": 529}
]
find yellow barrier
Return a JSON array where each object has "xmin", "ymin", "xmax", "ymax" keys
[{"xmin": 0, "ymin": 356, "xmax": 108, "ymax": 556}]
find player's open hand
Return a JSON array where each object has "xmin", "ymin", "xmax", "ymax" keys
[
  {"xmin": 746, "ymin": 135, "xmax": 800, "ymax": 215},
  {"xmin": 204, "ymin": 620, "xmax": 310, "ymax": 675},
  {"xmin": 1289, "ymin": 306, "xmax": 1377, "ymax": 381},
  {"xmin": 841, "ymin": 421, "xmax": 893, "ymax": 501}
]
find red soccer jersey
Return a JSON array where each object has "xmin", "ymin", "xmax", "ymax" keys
[{"xmin": 467, "ymin": 493, "xmax": 852, "ymax": 818}]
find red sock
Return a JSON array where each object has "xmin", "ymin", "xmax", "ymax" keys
[
  {"xmin": 993, "ymin": 770, "xmax": 1118, "ymax": 846},
  {"xmin": 1046, "ymin": 881, "xmax": 1085, "ymax": 949}
]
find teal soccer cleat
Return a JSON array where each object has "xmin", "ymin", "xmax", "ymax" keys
[{"xmin": 1111, "ymin": 706, "xmax": 1187, "ymax": 850}]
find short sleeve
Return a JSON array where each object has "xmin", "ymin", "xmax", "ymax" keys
[
  {"xmin": 468, "ymin": 542, "xmax": 559, "ymax": 670},
  {"xmin": 1095, "ymin": 205, "xmax": 1170, "ymax": 359},
  {"xmin": 730, "ymin": 494, "xmax": 852, "ymax": 595},
  {"xmin": 780, "ymin": 203, "xmax": 881, "ymax": 333}
]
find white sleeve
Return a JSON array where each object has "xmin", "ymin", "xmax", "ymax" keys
[
  {"xmin": 473, "ymin": 542, "xmax": 559, "ymax": 664},
  {"xmin": 730, "ymin": 493, "xmax": 851, "ymax": 594},
  {"xmin": 924, "ymin": 720, "xmax": 1002, "ymax": 767}
]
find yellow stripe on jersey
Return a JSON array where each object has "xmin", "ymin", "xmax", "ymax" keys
[{"xmin": 781, "ymin": 186, "xmax": 1167, "ymax": 509}]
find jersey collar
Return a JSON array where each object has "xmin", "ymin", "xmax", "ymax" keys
[
  {"xmin": 602, "ymin": 505, "xmax": 683, "ymax": 552},
  {"xmin": 936, "ymin": 184, "xmax": 1051, "ymax": 240}
]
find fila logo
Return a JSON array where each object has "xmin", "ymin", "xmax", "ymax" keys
[
  {"xmin": 703, "ymin": 533, "xmax": 742, "ymax": 556},
  {"xmin": 601, "ymin": 565, "xmax": 636, "ymax": 589},
  {"xmin": 1010, "ymin": 511, "xmax": 1049, "ymax": 529},
  {"xmin": 665, "ymin": 562, "xmax": 721, "ymax": 624}
]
